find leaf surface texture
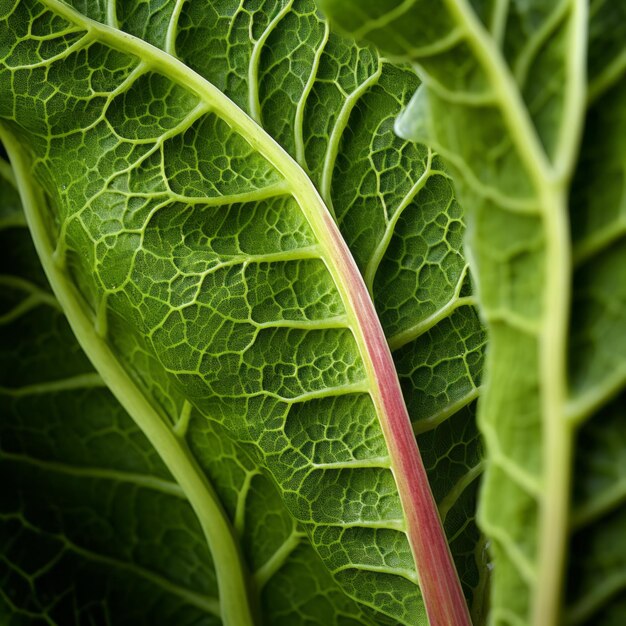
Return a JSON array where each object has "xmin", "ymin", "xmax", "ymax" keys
[{"xmin": 0, "ymin": 1, "xmax": 487, "ymax": 624}]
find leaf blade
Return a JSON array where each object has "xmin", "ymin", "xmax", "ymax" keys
[{"xmin": 0, "ymin": 1, "xmax": 473, "ymax": 623}]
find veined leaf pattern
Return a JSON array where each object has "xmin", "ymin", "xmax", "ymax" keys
[
  {"xmin": 316, "ymin": 1, "xmax": 626, "ymax": 625},
  {"xmin": 0, "ymin": 1, "xmax": 482, "ymax": 624},
  {"xmin": 0, "ymin": 243, "xmax": 221, "ymax": 625},
  {"xmin": 0, "ymin": 156, "xmax": 378, "ymax": 626},
  {"xmin": 115, "ymin": 0, "xmax": 487, "ymax": 615}
]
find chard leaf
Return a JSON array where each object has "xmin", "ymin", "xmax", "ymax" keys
[
  {"xmin": 0, "ymin": 156, "xmax": 377, "ymax": 626},
  {"xmin": 0, "ymin": 1, "xmax": 478, "ymax": 624},
  {"xmin": 134, "ymin": 0, "xmax": 488, "ymax": 616},
  {"xmin": 316, "ymin": 1, "xmax": 626, "ymax": 624}
]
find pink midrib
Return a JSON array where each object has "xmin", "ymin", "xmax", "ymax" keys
[{"xmin": 322, "ymin": 212, "xmax": 472, "ymax": 626}]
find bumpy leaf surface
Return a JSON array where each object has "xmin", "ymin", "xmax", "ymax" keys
[
  {"xmin": 0, "ymin": 156, "xmax": 380, "ymax": 626},
  {"xmin": 154, "ymin": 0, "xmax": 487, "ymax": 616},
  {"xmin": 316, "ymin": 1, "xmax": 626, "ymax": 625},
  {"xmin": 0, "ymin": 1, "xmax": 485, "ymax": 624}
]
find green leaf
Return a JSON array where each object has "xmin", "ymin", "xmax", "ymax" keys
[
  {"xmin": 316, "ymin": 1, "xmax": 626, "ymax": 624},
  {"xmin": 0, "ymin": 1, "xmax": 482, "ymax": 624},
  {"xmin": 0, "ymin": 157, "xmax": 379, "ymax": 626},
  {"xmin": 154, "ymin": 1, "xmax": 487, "ymax": 617}
]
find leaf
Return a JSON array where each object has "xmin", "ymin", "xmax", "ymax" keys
[
  {"xmin": 0, "ymin": 158, "xmax": 222, "ymax": 625},
  {"xmin": 0, "ymin": 294, "xmax": 221, "ymax": 625},
  {"xmin": 0, "ymin": 1, "xmax": 477, "ymax": 624},
  {"xmin": 154, "ymin": 0, "xmax": 488, "ymax": 617},
  {"xmin": 0, "ymin": 156, "xmax": 379, "ymax": 626},
  {"xmin": 315, "ymin": 1, "xmax": 626, "ymax": 624}
]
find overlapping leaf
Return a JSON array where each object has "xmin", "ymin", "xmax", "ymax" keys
[
  {"xmin": 0, "ymin": 0, "xmax": 485, "ymax": 624},
  {"xmin": 0, "ymin": 158, "xmax": 223, "ymax": 625},
  {"xmin": 316, "ymin": 1, "xmax": 626, "ymax": 624}
]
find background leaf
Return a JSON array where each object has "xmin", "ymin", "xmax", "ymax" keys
[{"xmin": 0, "ymin": 158, "xmax": 223, "ymax": 626}]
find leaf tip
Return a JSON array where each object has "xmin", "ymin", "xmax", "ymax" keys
[{"xmin": 395, "ymin": 83, "xmax": 432, "ymax": 144}]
